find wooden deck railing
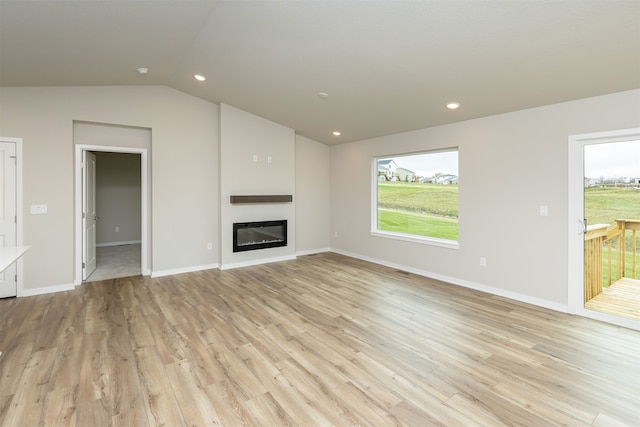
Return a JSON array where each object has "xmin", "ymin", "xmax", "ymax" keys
[{"xmin": 584, "ymin": 219, "xmax": 639, "ymax": 302}]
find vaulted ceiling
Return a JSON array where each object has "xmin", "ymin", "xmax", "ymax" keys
[{"xmin": 1, "ymin": 0, "xmax": 638, "ymax": 145}]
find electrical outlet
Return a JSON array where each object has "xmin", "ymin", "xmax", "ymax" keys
[
  {"xmin": 334, "ymin": 231, "xmax": 338, "ymax": 238},
  {"xmin": 115, "ymin": 226, "xmax": 120, "ymax": 232},
  {"xmin": 207, "ymin": 242, "xmax": 213, "ymax": 250},
  {"xmin": 480, "ymin": 257, "xmax": 487, "ymax": 267}
]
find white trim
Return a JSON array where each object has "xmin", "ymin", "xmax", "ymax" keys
[
  {"xmin": 74, "ymin": 144, "xmax": 150, "ymax": 285},
  {"xmin": 330, "ymin": 248, "xmax": 569, "ymax": 313},
  {"xmin": 0, "ymin": 137, "xmax": 24, "ymax": 297},
  {"xmin": 96, "ymin": 240, "xmax": 142, "ymax": 247},
  {"xmin": 16, "ymin": 139, "xmax": 24, "ymax": 297},
  {"xmin": 296, "ymin": 248, "xmax": 330, "ymax": 256},
  {"xmin": 219, "ymin": 254, "xmax": 297, "ymax": 271},
  {"xmin": 573, "ymin": 306, "xmax": 640, "ymax": 331},
  {"xmin": 371, "ymin": 151, "xmax": 460, "ymax": 251},
  {"xmin": 20, "ymin": 283, "xmax": 76, "ymax": 297},
  {"xmin": 568, "ymin": 128, "xmax": 640, "ymax": 330},
  {"xmin": 151, "ymin": 263, "xmax": 219, "ymax": 278},
  {"xmin": 370, "ymin": 230, "xmax": 459, "ymax": 250}
]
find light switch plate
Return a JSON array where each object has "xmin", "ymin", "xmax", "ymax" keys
[{"xmin": 30, "ymin": 204, "xmax": 48, "ymax": 214}]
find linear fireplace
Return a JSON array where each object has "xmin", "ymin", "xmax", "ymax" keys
[{"xmin": 233, "ymin": 220, "xmax": 287, "ymax": 252}]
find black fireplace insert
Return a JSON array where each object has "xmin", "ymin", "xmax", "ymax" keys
[{"xmin": 233, "ymin": 220, "xmax": 287, "ymax": 252}]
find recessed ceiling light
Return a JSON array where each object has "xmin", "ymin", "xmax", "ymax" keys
[
  {"xmin": 194, "ymin": 74, "xmax": 206, "ymax": 82},
  {"xmin": 136, "ymin": 67, "xmax": 149, "ymax": 75},
  {"xmin": 333, "ymin": 131, "xmax": 341, "ymax": 136},
  {"xmin": 318, "ymin": 92, "xmax": 329, "ymax": 99},
  {"xmin": 446, "ymin": 102, "xmax": 460, "ymax": 110}
]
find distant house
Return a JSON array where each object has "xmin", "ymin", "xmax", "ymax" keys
[
  {"xmin": 584, "ymin": 177, "xmax": 598, "ymax": 187},
  {"xmin": 434, "ymin": 174, "xmax": 458, "ymax": 185},
  {"xmin": 396, "ymin": 167, "xmax": 415, "ymax": 182},
  {"xmin": 377, "ymin": 159, "xmax": 397, "ymax": 181}
]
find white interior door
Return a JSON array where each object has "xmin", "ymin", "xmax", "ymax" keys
[
  {"xmin": 83, "ymin": 151, "xmax": 97, "ymax": 280},
  {"xmin": 0, "ymin": 142, "xmax": 17, "ymax": 298}
]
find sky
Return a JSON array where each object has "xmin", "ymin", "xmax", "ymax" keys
[
  {"xmin": 381, "ymin": 140, "xmax": 639, "ymax": 179},
  {"xmin": 381, "ymin": 150, "xmax": 458, "ymax": 178},
  {"xmin": 584, "ymin": 140, "xmax": 640, "ymax": 178}
]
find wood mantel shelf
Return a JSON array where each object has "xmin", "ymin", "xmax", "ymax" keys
[{"xmin": 230, "ymin": 195, "xmax": 293, "ymax": 204}]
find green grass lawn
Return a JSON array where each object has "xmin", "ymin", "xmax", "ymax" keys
[
  {"xmin": 377, "ymin": 182, "xmax": 458, "ymax": 217},
  {"xmin": 584, "ymin": 187, "xmax": 640, "ymax": 225},
  {"xmin": 377, "ymin": 182, "xmax": 458, "ymax": 239},
  {"xmin": 585, "ymin": 186, "xmax": 640, "ymax": 286},
  {"xmin": 378, "ymin": 209, "xmax": 458, "ymax": 240}
]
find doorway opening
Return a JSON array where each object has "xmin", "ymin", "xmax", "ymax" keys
[
  {"xmin": 568, "ymin": 128, "xmax": 640, "ymax": 330},
  {"xmin": 74, "ymin": 144, "xmax": 149, "ymax": 285},
  {"xmin": 86, "ymin": 151, "xmax": 143, "ymax": 282}
]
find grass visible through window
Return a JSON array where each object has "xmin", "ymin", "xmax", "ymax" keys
[{"xmin": 377, "ymin": 182, "xmax": 458, "ymax": 240}]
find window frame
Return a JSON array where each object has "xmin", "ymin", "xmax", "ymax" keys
[{"xmin": 371, "ymin": 148, "xmax": 459, "ymax": 250}]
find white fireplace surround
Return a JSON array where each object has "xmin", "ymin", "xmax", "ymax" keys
[{"xmin": 219, "ymin": 103, "xmax": 296, "ymax": 269}]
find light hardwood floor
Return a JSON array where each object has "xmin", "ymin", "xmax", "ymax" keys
[{"xmin": 1, "ymin": 253, "xmax": 638, "ymax": 426}]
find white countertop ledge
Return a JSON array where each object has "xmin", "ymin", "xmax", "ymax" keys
[{"xmin": 0, "ymin": 246, "xmax": 30, "ymax": 273}]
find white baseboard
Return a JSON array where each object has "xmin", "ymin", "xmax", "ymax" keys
[
  {"xmin": 17, "ymin": 248, "xmax": 568, "ymax": 316},
  {"xmin": 330, "ymin": 248, "xmax": 569, "ymax": 314},
  {"xmin": 96, "ymin": 240, "xmax": 142, "ymax": 247},
  {"xmin": 219, "ymin": 254, "xmax": 297, "ymax": 270},
  {"xmin": 19, "ymin": 283, "xmax": 76, "ymax": 297},
  {"xmin": 151, "ymin": 263, "xmax": 219, "ymax": 278},
  {"xmin": 296, "ymin": 247, "xmax": 330, "ymax": 256}
]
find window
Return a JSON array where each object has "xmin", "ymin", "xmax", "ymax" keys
[{"xmin": 373, "ymin": 148, "xmax": 459, "ymax": 249}]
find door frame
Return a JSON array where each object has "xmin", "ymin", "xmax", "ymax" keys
[
  {"xmin": 82, "ymin": 151, "xmax": 97, "ymax": 280},
  {"xmin": 74, "ymin": 144, "xmax": 149, "ymax": 285},
  {"xmin": 0, "ymin": 137, "xmax": 24, "ymax": 296},
  {"xmin": 568, "ymin": 128, "xmax": 640, "ymax": 330}
]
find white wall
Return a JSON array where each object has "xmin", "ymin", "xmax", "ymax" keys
[
  {"xmin": 0, "ymin": 85, "xmax": 331, "ymax": 293},
  {"xmin": 330, "ymin": 89, "xmax": 640, "ymax": 310},
  {"xmin": 219, "ymin": 104, "xmax": 296, "ymax": 268},
  {"xmin": 0, "ymin": 86, "xmax": 219, "ymax": 291},
  {"xmin": 5, "ymin": 82, "xmax": 632, "ymax": 306},
  {"xmin": 295, "ymin": 134, "xmax": 331, "ymax": 254}
]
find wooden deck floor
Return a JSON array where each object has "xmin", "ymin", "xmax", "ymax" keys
[{"xmin": 585, "ymin": 277, "xmax": 640, "ymax": 321}]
